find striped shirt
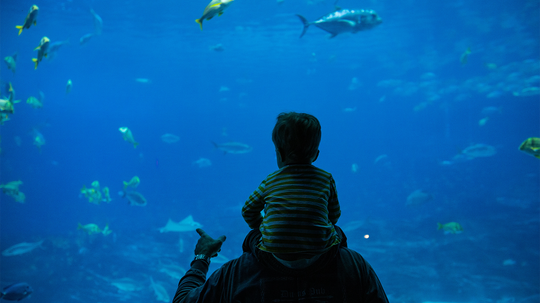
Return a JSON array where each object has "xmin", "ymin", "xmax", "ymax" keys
[{"xmin": 242, "ymin": 164, "xmax": 341, "ymax": 254}]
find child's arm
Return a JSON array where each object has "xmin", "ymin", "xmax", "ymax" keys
[
  {"xmin": 241, "ymin": 182, "xmax": 266, "ymax": 229},
  {"xmin": 327, "ymin": 176, "xmax": 341, "ymax": 224}
]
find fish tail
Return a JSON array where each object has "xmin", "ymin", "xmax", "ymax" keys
[
  {"xmin": 437, "ymin": 223, "xmax": 442, "ymax": 230},
  {"xmin": 296, "ymin": 14, "xmax": 310, "ymax": 38},
  {"xmin": 16, "ymin": 25, "xmax": 23, "ymax": 35},
  {"xmin": 195, "ymin": 19, "xmax": 203, "ymax": 31},
  {"xmin": 77, "ymin": 223, "xmax": 83, "ymax": 230},
  {"xmin": 32, "ymin": 58, "xmax": 38, "ymax": 69},
  {"xmin": 133, "ymin": 142, "xmax": 139, "ymax": 148}
]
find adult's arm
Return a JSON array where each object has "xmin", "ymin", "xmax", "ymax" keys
[{"xmin": 173, "ymin": 229, "xmax": 226, "ymax": 303}]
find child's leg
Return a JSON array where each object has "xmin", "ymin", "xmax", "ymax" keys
[
  {"xmin": 334, "ymin": 225, "xmax": 348, "ymax": 248},
  {"xmin": 242, "ymin": 228, "xmax": 262, "ymax": 253}
]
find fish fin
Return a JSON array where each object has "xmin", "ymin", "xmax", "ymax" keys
[
  {"xmin": 209, "ymin": 3, "xmax": 222, "ymax": 7},
  {"xmin": 338, "ymin": 19, "xmax": 356, "ymax": 27},
  {"xmin": 296, "ymin": 14, "xmax": 310, "ymax": 38},
  {"xmin": 34, "ymin": 20, "xmax": 37, "ymax": 25},
  {"xmin": 329, "ymin": 33, "xmax": 338, "ymax": 39},
  {"xmin": 535, "ymin": 155, "xmax": 540, "ymax": 159},
  {"xmin": 218, "ymin": 11, "xmax": 224, "ymax": 16},
  {"xmin": 133, "ymin": 142, "xmax": 139, "ymax": 148},
  {"xmin": 16, "ymin": 25, "xmax": 23, "ymax": 35},
  {"xmin": 78, "ymin": 223, "xmax": 83, "ymax": 230},
  {"xmin": 195, "ymin": 19, "xmax": 203, "ymax": 30},
  {"xmin": 32, "ymin": 58, "xmax": 38, "ymax": 69},
  {"xmin": 437, "ymin": 223, "xmax": 442, "ymax": 230}
]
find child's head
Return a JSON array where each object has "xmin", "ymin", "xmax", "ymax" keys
[{"xmin": 272, "ymin": 112, "xmax": 321, "ymax": 165}]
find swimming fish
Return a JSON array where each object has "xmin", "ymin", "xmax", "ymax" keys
[
  {"xmin": 32, "ymin": 129, "xmax": 45, "ymax": 151},
  {"xmin": 406, "ymin": 189, "xmax": 433, "ymax": 206},
  {"xmin": 195, "ymin": 0, "xmax": 234, "ymax": 30},
  {"xmin": 123, "ymin": 176, "xmax": 140, "ymax": 190},
  {"xmin": 437, "ymin": 222, "xmax": 463, "ymax": 234},
  {"xmin": 193, "ymin": 158, "xmax": 212, "ymax": 168},
  {"xmin": 161, "ymin": 133, "xmax": 180, "ymax": 143},
  {"xmin": 16, "ymin": 5, "xmax": 39, "ymax": 35},
  {"xmin": 460, "ymin": 47, "xmax": 471, "ymax": 64},
  {"xmin": 0, "ymin": 180, "xmax": 25, "ymax": 203},
  {"xmin": 519, "ymin": 137, "xmax": 540, "ymax": 159},
  {"xmin": 110, "ymin": 278, "xmax": 142, "ymax": 292},
  {"xmin": 461, "ymin": 143, "xmax": 496, "ymax": 159},
  {"xmin": 4, "ymin": 53, "xmax": 17, "ymax": 74},
  {"xmin": 90, "ymin": 9, "xmax": 103, "ymax": 35},
  {"xmin": 150, "ymin": 277, "xmax": 170, "ymax": 302},
  {"xmin": 297, "ymin": 8, "xmax": 382, "ymax": 38},
  {"xmin": 32, "ymin": 36, "xmax": 50, "ymax": 69},
  {"xmin": 212, "ymin": 141, "xmax": 252, "ymax": 154},
  {"xmin": 0, "ymin": 282, "xmax": 33, "ymax": 301},
  {"xmin": 119, "ymin": 127, "xmax": 139, "ymax": 148},
  {"xmin": 66, "ymin": 79, "xmax": 72, "ymax": 94},
  {"xmin": 122, "ymin": 191, "xmax": 147, "ymax": 206},
  {"xmin": 79, "ymin": 33, "xmax": 95, "ymax": 45},
  {"xmin": 26, "ymin": 96, "xmax": 43, "ymax": 109},
  {"xmin": 513, "ymin": 87, "xmax": 540, "ymax": 97},
  {"xmin": 0, "ymin": 98, "xmax": 15, "ymax": 114},
  {"xmin": 2, "ymin": 240, "xmax": 44, "ymax": 256},
  {"xmin": 159, "ymin": 215, "xmax": 203, "ymax": 233},
  {"xmin": 78, "ymin": 223, "xmax": 111, "ymax": 235},
  {"xmin": 47, "ymin": 40, "xmax": 70, "ymax": 60},
  {"xmin": 159, "ymin": 263, "xmax": 186, "ymax": 280}
]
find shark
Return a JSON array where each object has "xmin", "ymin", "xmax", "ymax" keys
[{"xmin": 159, "ymin": 215, "xmax": 203, "ymax": 233}]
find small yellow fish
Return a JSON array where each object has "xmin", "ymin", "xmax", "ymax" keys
[
  {"xmin": 119, "ymin": 127, "xmax": 139, "ymax": 148},
  {"xmin": 437, "ymin": 222, "xmax": 463, "ymax": 234},
  {"xmin": 81, "ymin": 185, "xmax": 102, "ymax": 204},
  {"xmin": 195, "ymin": 0, "xmax": 234, "ymax": 30},
  {"xmin": 519, "ymin": 137, "xmax": 540, "ymax": 159},
  {"xmin": 78, "ymin": 223, "xmax": 111, "ymax": 235},
  {"xmin": 4, "ymin": 53, "xmax": 17, "ymax": 74},
  {"xmin": 0, "ymin": 98, "xmax": 14, "ymax": 114},
  {"xmin": 66, "ymin": 79, "xmax": 72, "ymax": 94},
  {"xmin": 33, "ymin": 130, "xmax": 45, "ymax": 151},
  {"xmin": 123, "ymin": 176, "xmax": 140, "ymax": 190},
  {"xmin": 26, "ymin": 96, "xmax": 43, "ymax": 109},
  {"xmin": 0, "ymin": 113, "xmax": 10, "ymax": 125},
  {"xmin": 16, "ymin": 5, "xmax": 39, "ymax": 35},
  {"xmin": 460, "ymin": 47, "xmax": 471, "ymax": 65},
  {"xmin": 102, "ymin": 187, "xmax": 112, "ymax": 203},
  {"xmin": 32, "ymin": 36, "xmax": 50, "ymax": 70}
]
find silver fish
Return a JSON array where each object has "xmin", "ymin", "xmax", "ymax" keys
[
  {"xmin": 123, "ymin": 191, "xmax": 147, "ymax": 206},
  {"xmin": 297, "ymin": 8, "xmax": 382, "ymax": 38},
  {"xmin": 212, "ymin": 141, "xmax": 252, "ymax": 154},
  {"xmin": 2, "ymin": 240, "xmax": 44, "ymax": 256},
  {"xmin": 406, "ymin": 190, "xmax": 433, "ymax": 206}
]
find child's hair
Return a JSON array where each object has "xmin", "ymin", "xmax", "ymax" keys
[{"xmin": 272, "ymin": 112, "xmax": 321, "ymax": 163}]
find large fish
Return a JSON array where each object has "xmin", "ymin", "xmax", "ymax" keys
[
  {"xmin": 2, "ymin": 240, "xmax": 44, "ymax": 256},
  {"xmin": 212, "ymin": 141, "xmax": 252, "ymax": 154},
  {"xmin": 159, "ymin": 215, "xmax": 202, "ymax": 233},
  {"xmin": 296, "ymin": 8, "xmax": 382, "ymax": 38},
  {"xmin": 0, "ymin": 282, "xmax": 33, "ymax": 301}
]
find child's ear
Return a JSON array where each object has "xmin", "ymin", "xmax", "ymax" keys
[
  {"xmin": 276, "ymin": 149, "xmax": 284, "ymax": 162},
  {"xmin": 312, "ymin": 150, "xmax": 320, "ymax": 162}
]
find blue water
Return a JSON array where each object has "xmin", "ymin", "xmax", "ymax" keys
[{"xmin": 1, "ymin": 0, "xmax": 539, "ymax": 302}]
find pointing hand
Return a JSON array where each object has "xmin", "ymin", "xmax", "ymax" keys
[{"xmin": 194, "ymin": 228, "xmax": 226, "ymax": 258}]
